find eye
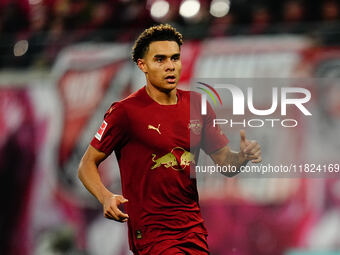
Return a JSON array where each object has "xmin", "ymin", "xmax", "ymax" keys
[
  {"xmin": 155, "ymin": 57, "xmax": 164, "ymax": 63},
  {"xmin": 172, "ymin": 55, "xmax": 180, "ymax": 61}
]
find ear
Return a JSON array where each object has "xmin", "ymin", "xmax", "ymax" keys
[{"xmin": 137, "ymin": 59, "xmax": 147, "ymax": 73}]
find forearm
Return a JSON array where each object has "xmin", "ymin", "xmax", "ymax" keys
[
  {"xmin": 210, "ymin": 132, "xmax": 262, "ymax": 177},
  {"xmin": 78, "ymin": 161, "xmax": 113, "ymax": 204}
]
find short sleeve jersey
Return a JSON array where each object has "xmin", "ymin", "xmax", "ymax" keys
[{"xmin": 90, "ymin": 87, "xmax": 228, "ymax": 252}]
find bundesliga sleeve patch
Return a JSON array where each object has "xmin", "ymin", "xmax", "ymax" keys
[{"xmin": 95, "ymin": 120, "xmax": 107, "ymax": 141}]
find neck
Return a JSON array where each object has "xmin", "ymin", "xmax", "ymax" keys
[{"xmin": 145, "ymin": 84, "xmax": 178, "ymax": 105}]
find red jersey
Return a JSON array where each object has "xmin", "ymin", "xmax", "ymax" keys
[{"xmin": 91, "ymin": 87, "xmax": 228, "ymax": 253}]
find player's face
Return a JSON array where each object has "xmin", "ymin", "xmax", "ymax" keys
[{"xmin": 138, "ymin": 41, "xmax": 182, "ymax": 92}]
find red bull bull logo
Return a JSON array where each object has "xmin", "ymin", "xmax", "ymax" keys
[{"xmin": 151, "ymin": 147, "xmax": 195, "ymax": 171}]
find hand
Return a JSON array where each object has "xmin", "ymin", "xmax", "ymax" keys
[
  {"xmin": 240, "ymin": 129, "xmax": 262, "ymax": 163},
  {"xmin": 102, "ymin": 194, "xmax": 129, "ymax": 222}
]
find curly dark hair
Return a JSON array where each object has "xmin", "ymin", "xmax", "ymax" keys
[{"xmin": 131, "ymin": 24, "xmax": 183, "ymax": 64}]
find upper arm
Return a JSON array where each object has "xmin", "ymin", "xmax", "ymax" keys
[
  {"xmin": 209, "ymin": 145, "xmax": 231, "ymax": 165},
  {"xmin": 200, "ymin": 100, "xmax": 229, "ymax": 155},
  {"xmin": 90, "ymin": 102, "xmax": 128, "ymax": 156},
  {"xmin": 80, "ymin": 145, "xmax": 108, "ymax": 169}
]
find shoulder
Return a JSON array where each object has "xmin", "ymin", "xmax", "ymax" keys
[
  {"xmin": 105, "ymin": 87, "xmax": 145, "ymax": 114},
  {"xmin": 119, "ymin": 86, "xmax": 149, "ymax": 108},
  {"xmin": 177, "ymin": 88, "xmax": 201, "ymax": 99},
  {"xmin": 178, "ymin": 88, "xmax": 201, "ymax": 98},
  {"xmin": 177, "ymin": 89, "xmax": 202, "ymax": 106},
  {"xmin": 104, "ymin": 101, "xmax": 126, "ymax": 120},
  {"xmin": 104, "ymin": 86, "xmax": 148, "ymax": 120}
]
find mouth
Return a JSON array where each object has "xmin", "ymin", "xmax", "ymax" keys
[{"xmin": 165, "ymin": 75, "xmax": 176, "ymax": 84}]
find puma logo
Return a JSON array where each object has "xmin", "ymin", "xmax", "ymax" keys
[{"xmin": 148, "ymin": 124, "xmax": 161, "ymax": 135}]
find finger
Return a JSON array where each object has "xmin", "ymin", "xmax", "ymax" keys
[
  {"xmin": 251, "ymin": 157, "xmax": 262, "ymax": 163},
  {"xmin": 120, "ymin": 197, "xmax": 128, "ymax": 203},
  {"xmin": 240, "ymin": 129, "xmax": 246, "ymax": 143},
  {"xmin": 246, "ymin": 148, "xmax": 261, "ymax": 158},
  {"xmin": 104, "ymin": 213, "xmax": 112, "ymax": 219},
  {"xmin": 245, "ymin": 155, "xmax": 257, "ymax": 160},
  {"xmin": 249, "ymin": 143, "xmax": 261, "ymax": 155},
  {"xmin": 113, "ymin": 207, "xmax": 129, "ymax": 220},
  {"xmin": 246, "ymin": 154, "xmax": 261, "ymax": 161},
  {"xmin": 244, "ymin": 142, "xmax": 257, "ymax": 153},
  {"xmin": 105, "ymin": 214, "xmax": 116, "ymax": 220},
  {"xmin": 114, "ymin": 195, "xmax": 129, "ymax": 203},
  {"xmin": 253, "ymin": 151, "xmax": 261, "ymax": 158},
  {"xmin": 104, "ymin": 209, "xmax": 115, "ymax": 220},
  {"xmin": 251, "ymin": 154, "xmax": 262, "ymax": 163},
  {"xmin": 105, "ymin": 205, "xmax": 128, "ymax": 222},
  {"xmin": 108, "ymin": 209, "xmax": 124, "ymax": 222}
]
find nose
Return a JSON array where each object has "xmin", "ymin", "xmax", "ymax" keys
[{"xmin": 165, "ymin": 59, "xmax": 175, "ymax": 71}]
